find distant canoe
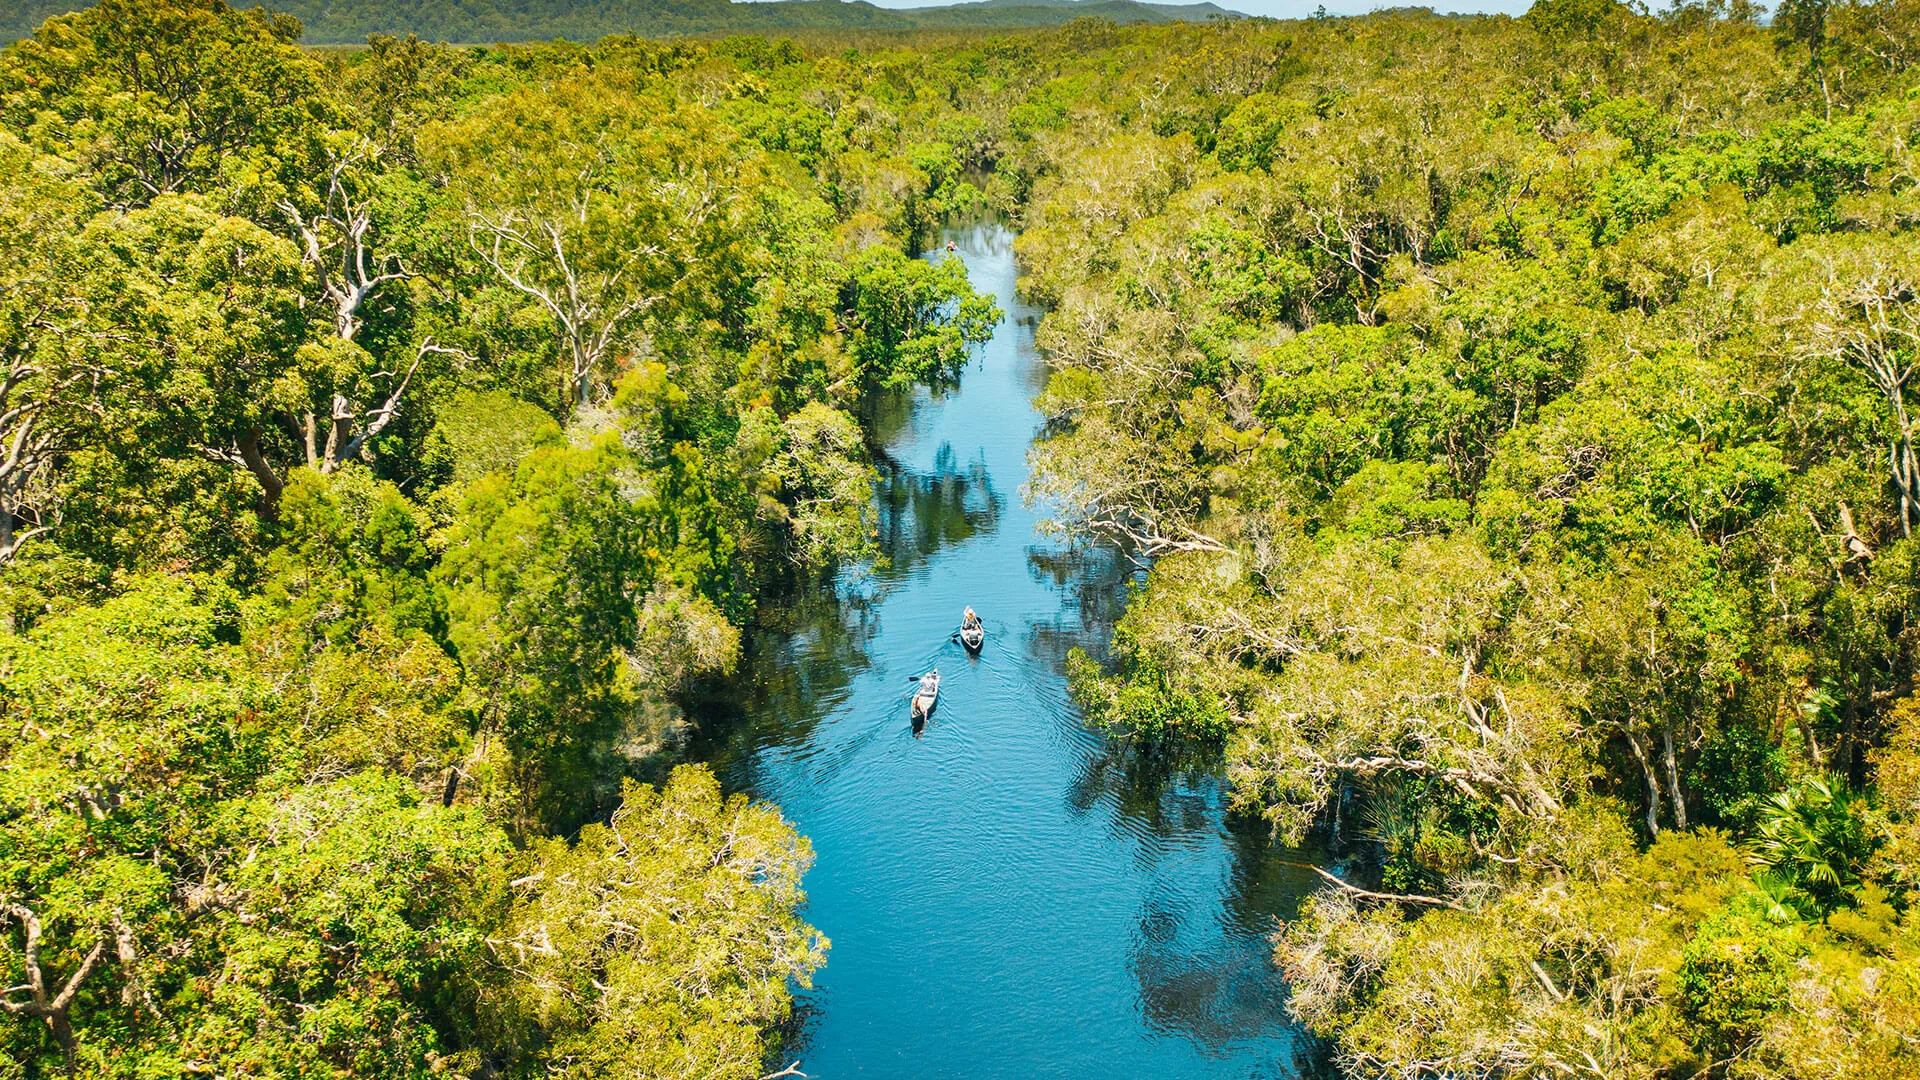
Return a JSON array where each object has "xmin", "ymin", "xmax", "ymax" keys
[
  {"xmin": 911, "ymin": 670, "xmax": 940, "ymax": 720},
  {"xmin": 960, "ymin": 623, "xmax": 984, "ymax": 652}
]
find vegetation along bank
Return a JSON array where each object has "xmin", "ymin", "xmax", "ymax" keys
[{"xmin": 5, "ymin": 0, "xmax": 1920, "ymax": 1077}]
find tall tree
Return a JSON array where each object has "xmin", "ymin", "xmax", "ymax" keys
[
  {"xmin": 0, "ymin": 134, "xmax": 95, "ymax": 564},
  {"xmin": 429, "ymin": 78, "xmax": 758, "ymax": 409}
]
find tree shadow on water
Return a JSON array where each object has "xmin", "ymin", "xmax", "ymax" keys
[
  {"xmin": 874, "ymin": 442, "xmax": 1004, "ymax": 577},
  {"xmin": 682, "ymin": 585, "xmax": 881, "ymax": 790},
  {"xmin": 686, "ymin": 442, "xmax": 1009, "ymax": 789},
  {"xmin": 1063, "ymin": 734, "xmax": 1337, "ymax": 1074},
  {"xmin": 1023, "ymin": 540, "xmax": 1140, "ymax": 671}
]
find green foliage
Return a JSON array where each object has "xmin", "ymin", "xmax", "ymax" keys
[
  {"xmin": 993, "ymin": 7, "xmax": 1920, "ymax": 1076},
  {"xmin": 1747, "ymin": 776, "xmax": 1879, "ymax": 911},
  {"xmin": 184, "ymin": 775, "xmax": 510, "ymax": 1079},
  {"xmin": 10, "ymin": 2, "xmax": 1920, "ymax": 1075},
  {"xmin": 1677, "ymin": 906, "xmax": 1800, "ymax": 1057},
  {"xmin": 1875, "ymin": 697, "xmax": 1920, "ymax": 886},
  {"xmin": 259, "ymin": 468, "xmax": 443, "ymax": 640},
  {"xmin": 1215, "ymin": 93, "xmax": 1306, "ymax": 173},
  {"xmin": 1, "ymin": 0, "xmax": 321, "ymax": 212},
  {"xmin": 1326, "ymin": 461, "xmax": 1471, "ymax": 542},
  {"xmin": 435, "ymin": 433, "xmax": 664, "ymax": 815},
  {"xmin": 1525, "ymin": 0, "xmax": 1636, "ymax": 43},
  {"xmin": 0, "ymin": 130, "xmax": 93, "ymax": 574},
  {"xmin": 1068, "ymin": 642, "xmax": 1233, "ymax": 741},
  {"xmin": 0, "ymin": 579, "xmax": 257, "ymax": 969},
  {"xmin": 736, "ymin": 402, "xmax": 880, "ymax": 568},
  {"xmin": 0, "ymin": 5, "xmax": 1038, "ymax": 1069},
  {"xmin": 490, "ymin": 766, "xmax": 826, "ymax": 1079},
  {"xmin": 1689, "ymin": 723, "xmax": 1789, "ymax": 831},
  {"xmin": 1, "ymin": 581, "xmax": 819, "ymax": 1077},
  {"xmin": 1277, "ymin": 825, "xmax": 1754, "ymax": 1077},
  {"xmin": 845, "ymin": 248, "xmax": 1001, "ymax": 390},
  {"xmin": 1253, "ymin": 324, "xmax": 1452, "ymax": 502},
  {"xmin": 422, "ymin": 390, "xmax": 563, "ymax": 487}
]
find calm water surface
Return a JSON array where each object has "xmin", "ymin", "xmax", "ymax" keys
[{"xmin": 688, "ymin": 224, "xmax": 1325, "ymax": 1079}]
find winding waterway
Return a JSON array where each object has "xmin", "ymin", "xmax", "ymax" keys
[{"xmin": 688, "ymin": 224, "xmax": 1325, "ymax": 1079}]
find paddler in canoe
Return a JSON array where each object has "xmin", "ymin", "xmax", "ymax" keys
[
  {"xmin": 910, "ymin": 668, "xmax": 940, "ymax": 722},
  {"xmin": 958, "ymin": 606, "xmax": 984, "ymax": 652}
]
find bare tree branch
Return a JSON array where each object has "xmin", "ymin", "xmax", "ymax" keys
[
  {"xmin": 1283, "ymin": 861, "xmax": 1465, "ymax": 910},
  {"xmin": 325, "ymin": 339, "xmax": 470, "ymax": 469},
  {"xmin": 1807, "ymin": 259, "xmax": 1920, "ymax": 537},
  {"xmin": 278, "ymin": 148, "xmax": 411, "ymax": 344}
]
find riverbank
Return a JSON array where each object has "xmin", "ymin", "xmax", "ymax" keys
[{"xmin": 685, "ymin": 223, "xmax": 1326, "ymax": 1079}]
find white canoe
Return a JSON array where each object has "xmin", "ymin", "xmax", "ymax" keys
[{"xmin": 911, "ymin": 671, "xmax": 940, "ymax": 719}]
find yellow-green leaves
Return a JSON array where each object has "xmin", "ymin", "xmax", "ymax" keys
[
  {"xmin": 494, "ymin": 766, "xmax": 827, "ymax": 1080},
  {"xmin": 0, "ymin": 0, "xmax": 324, "ymax": 214}
]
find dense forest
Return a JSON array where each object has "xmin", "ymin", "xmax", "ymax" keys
[
  {"xmin": 0, "ymin": 2, "xmax": 1005, "ymax": 1074},
  {"xmin": 0, "ymin": 0, "xmax": 1241, "ymax": 47},
  {"xmin": 6, "ymin": 0, "xmax": 1920, "ymax": 1077}
]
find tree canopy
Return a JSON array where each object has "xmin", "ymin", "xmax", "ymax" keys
[
  {"xmin": 1003, "ymin": 4, "xmax": 1920, "ymax": 1076},
  {"xmin": 0, "ymin": 4, "xmax": 1020, "ymax": 1073},
  {"xmin": 10, "ymin": 1, "xmax": 1920, "ymax": 1077}
]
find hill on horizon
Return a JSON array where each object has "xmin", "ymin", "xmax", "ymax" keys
[{"xmin": 1, "ymin": 0, "xmax": 1245, "ymax": 47}]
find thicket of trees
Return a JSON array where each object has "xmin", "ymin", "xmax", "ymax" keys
[
  {"xmin": 0, "ymin": 3, "xmax": 1008, "ymax": 1075},
  {"xmin": 1003, "ymin": 3, "xmax": 1920, "ymax": 1077},
  {"xmin": 11, "ymin": 1, "xmax": 1920, "ymax": 1076}
]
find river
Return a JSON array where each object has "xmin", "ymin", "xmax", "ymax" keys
[{"xmin": 687, "ymin": 223, "xmax": 1327, "ymax": 1079}]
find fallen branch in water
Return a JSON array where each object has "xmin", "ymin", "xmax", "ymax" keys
[{"xmin": 760, "ymin": 1063, "xmax": 811, "ymax": 1080}]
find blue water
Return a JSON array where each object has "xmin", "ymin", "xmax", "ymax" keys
[{"xmin": 688, "ymin": 224, "xmax": 1325, "ymax": 1079}]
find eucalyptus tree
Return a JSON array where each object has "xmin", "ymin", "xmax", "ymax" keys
[
  {"xmin": 429, "ymin": 77, "xmax": 760, "ymax": 410},
  {"xmin": 0, "ymin": 577, "xmax": 821, "ymax": 1076},
  {"xmin": 491, "ymin": 768, "xmax": 826, "ymax": 1080},
  {"xmin": 78, "ymin": 195, "xmax": 309, "ymax": 515},
  {"xmin": 0, "ymin": 0, "xmax": 326, "ymax": 215},
  {"xmin": 276, "ymin": 146, "xmax": 469, "ymax": 479},
  {"xmin": 0, "ymin": 134, "xmax": 94, "ymax": 565},
  {"xmin": 1797, "ymin": 236, "xmax": 1920, "ymax": 537}
]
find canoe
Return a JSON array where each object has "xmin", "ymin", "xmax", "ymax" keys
[
  {"xmin": 960, "ymin": 623, "xmax": 984, "ymax": 652},
  {"xmin": 911, "ymin": 670, "xmax": 940, "ymax": 720}
]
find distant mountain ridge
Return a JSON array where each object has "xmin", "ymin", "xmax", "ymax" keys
[
  {"xmin": 900, "ymin": 0, "xmax": 1230, "ymax": 11},
  {"xmin": 1, "ymin": 0, "xmax": 1243, "ymax": 47}
]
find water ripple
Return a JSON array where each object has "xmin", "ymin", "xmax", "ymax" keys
[{"xmin": 685, "ymin": 223, "xmax": 1326, "ymax": 1080}]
